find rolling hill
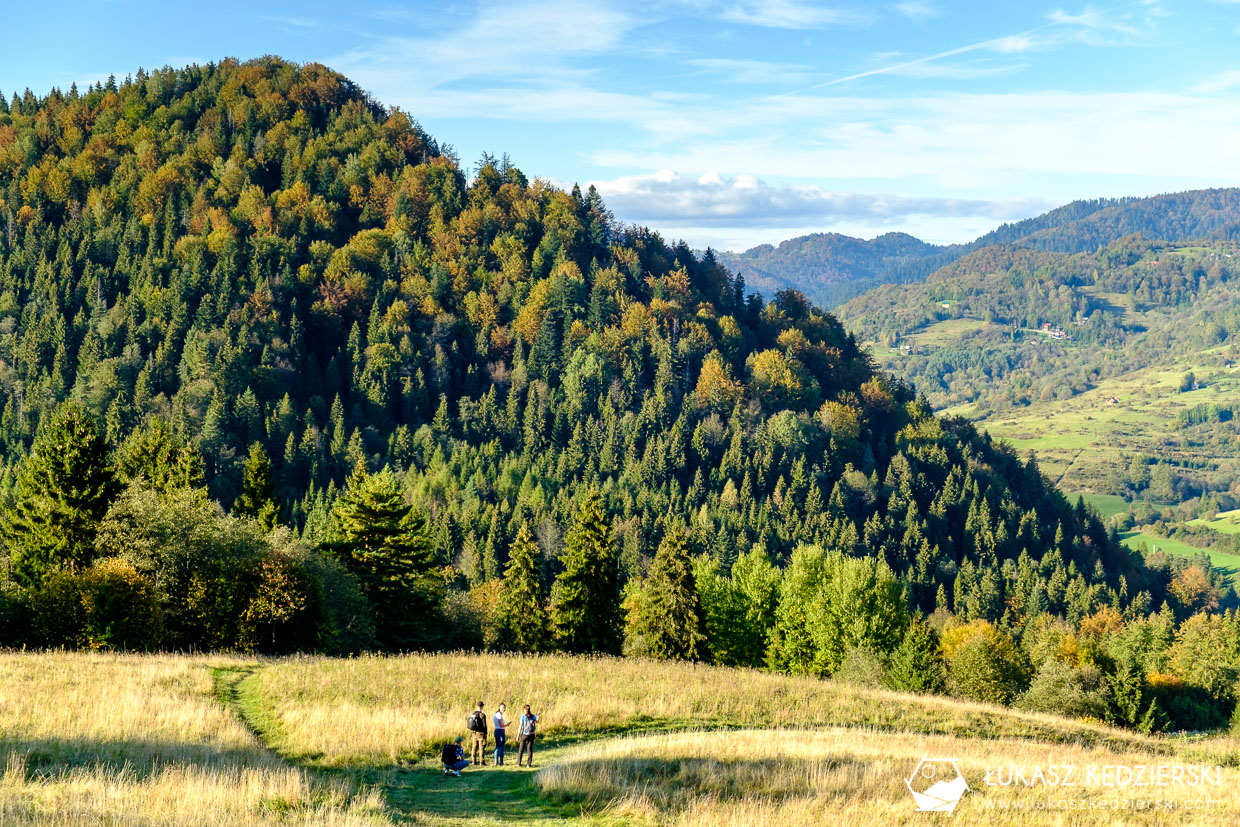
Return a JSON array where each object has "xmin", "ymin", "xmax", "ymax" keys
[
  {"xmin": 719, "ymin": 189, "xmax": 1240, "ymax": 308},
  {"xmin": 837, "ymin": 235, "xmax": 1240, "ymax": 502}
]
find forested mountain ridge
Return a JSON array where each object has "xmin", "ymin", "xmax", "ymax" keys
[
  {"xmin": 713, "ymin": 231, "xmax": 953, "ymax": 307},
  {"xmin": 720, "ymin": 189, "xmax": 1240, "ymax": 308},
  {"xmin": 7, "ymin": 58, "xmax": 1232, "ymax": 731}
]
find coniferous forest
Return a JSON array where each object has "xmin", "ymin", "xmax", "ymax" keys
[{"xmin": 1, "ymin": 57, "xmax": 1236, "ymax": 733}]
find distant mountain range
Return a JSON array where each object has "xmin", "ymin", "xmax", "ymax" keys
[{"xmin": 716, "ymin": 189, "xmax": 1240, "ymax": 307}]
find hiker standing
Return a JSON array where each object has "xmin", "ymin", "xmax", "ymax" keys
[
  {"xmin": 467, "ymin": 700, "xmax": 489, "ymax": 766},
  {"xmin": 517, "ymin": 704, "xmax": 538, "ymax": 767},
  {"xmin": 493, "ymin": 702, "xmax": 512, "ymax": 765}
]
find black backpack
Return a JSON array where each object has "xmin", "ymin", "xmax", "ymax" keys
[
  {"xmin": 467, "ymin": 711, "xmax": 485, "ymax": 732},
  {"xmin": 441, "ymin": 743, "xmax": 457, "ymax": 764}
]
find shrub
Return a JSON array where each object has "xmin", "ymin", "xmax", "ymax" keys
[
  {"xmin": 27, "ymin": 559, "xmax": 163, "ymax": 650},
  {"xmin": 237, "ymin": 553, "xmax": 320, "ymax": 655},
  {"xmin": 835, "ymin": 648, "xmax": 888, "ymax": 688},
  {"xmin": 942, "ymin": 620, "xmax": 1029, "ymax": 705},
  {"xmin": 1017, "ymin": 660, "xmax": 1107, "ymax": 719},
  {"xmin": 295, "ymin": 541, "xmax": 375, "ymax": 655}
]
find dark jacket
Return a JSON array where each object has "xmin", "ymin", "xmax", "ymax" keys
[{"xmin": 468, "ymin": 710, "xmax": 488, "ymax": 734}]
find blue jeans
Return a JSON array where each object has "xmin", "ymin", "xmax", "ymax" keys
[
  {"xmin": 445, "ymin": 759, "xmax": 470, "ymax": 772},
  {"xmin": 494, "ymin": 731, "xmax": 507, "ymax": 764}
]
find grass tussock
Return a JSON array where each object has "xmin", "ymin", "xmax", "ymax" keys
[
  {"xmin": 251, "ymin": 652, "xmax": 1164, "ymax": 767},
  {"xmin": 0, "ymin": 651, "xmax": 387, "ymax": 826}
]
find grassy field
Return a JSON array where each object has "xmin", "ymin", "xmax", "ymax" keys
[
  {"xmin": 1191, "ymin": 509, "xmax": 1240, "ymax": 535},
  {"xmin": 0, "ymin": 653, "xmax": 386, "ymax": 826},
  {"xmin": 1077, "ymin": 492, "xmax": 1132, "ymax": 520},
  {"xmin": 869, "ymin": 318, "xmax": 993, "ymax": 368},
  {"xmin": 1121, "ymin": 532, "xmax": 1240, "ymax": 586},
  {"xmin": 5, "ymin": 651, "xmax": 1240, "ymax": 825},
  {"xmin": 972, "ymin": 361, "xmax": 1240, "ymax": 494},
  {"xmin": 540, "ymin": 728, "xmax": 1240, "ymax": 825}
]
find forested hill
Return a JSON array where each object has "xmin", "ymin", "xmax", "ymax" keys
[
  {"xmin": 837, "ymin": 234, "xmax": 1240, "ymax": 505},
  {"xmin": 713, "ymin": 231, "xmax": 954, "ymax": 308},
  {"xmin": 0, "ymin": 57, "xmax": 1164, "ymax": 657},
  {"xmin": 718, "ymin": 189, "xmax": 1240, "ymax": 308}
]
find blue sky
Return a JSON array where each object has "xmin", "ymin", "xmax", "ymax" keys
[{"xmin": 5, "ymin": 0, "xmax": 1240, "ymax": 250}]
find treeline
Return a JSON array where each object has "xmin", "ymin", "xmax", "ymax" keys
[
  {"xmin": 2, "ymin": 399, "xmax": 1237, "ymax": 735},
  {"xmin": 0, "ymin": 56, "xmax": 1231, "ymax": 732}
]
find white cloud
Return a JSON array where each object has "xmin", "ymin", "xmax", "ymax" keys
[
  {"xmin": 584, "ymin": 90, "xmax": 1240, "ymax": 194},
  {"xmin": 329, "ymin": 0, "xmax": 637, "ymax": 95},
  {"xmin": 588, "ymin": 169, "xmax": 1047, "ymax": 227},
  {"xmin": 1193, "ymin": 69, "xmax": 1240, "ymax": 93},
  {"xmin": 687, "ymin": 58, "xmax": 815, "ymax": 85},
  {"xmin": 883, "ymin": 58, "xmax": 1025, "ymax": 79},
  {"xmin": 717, "ymin": 0, "xmax": 872, "ymax": 29},
  {"xmin": 895, "ymin": 1, "xmax": 940, "ymax": 22},
  {"xmin": 784, "ymin": 26, "xmax": 1056, "ymax": 91}
]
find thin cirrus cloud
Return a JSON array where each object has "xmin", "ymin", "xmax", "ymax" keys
[
  {"xmin": 1193, "ymin": 69, "xmax": 1240, "ymax": 93},
  {"xmin": 716, "ymin": 0, "xmax": 874, "ymax": 29},
  {"xmin": 304, "ymin": 0, "xmax": 1239, "ymax": 247},
  {"xmin": 328, "ymin": 0, "xmax": 636, "ymax": 93},
  {"xmin": 686, "ymin": 58, "xmax": 816, "ymax": 85},
  {"xmin": 895, "ymin": 1, "xmax": 941, "ymax": 22},
  {"xmin": 588, "ymin": 170, "xmax": 1048, "ymax": 228}
]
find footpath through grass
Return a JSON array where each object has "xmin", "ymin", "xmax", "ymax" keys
[
  {"xmin": 9, "ymin": 652, "xmax": 1240, "ymax": 825},
  {"xmin": 219, "ymin": 662, "xmax": 581, "ymax": 826}
]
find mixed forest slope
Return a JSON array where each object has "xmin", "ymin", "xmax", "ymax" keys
[
  {"xmin": 0, "ymin": 56, "xmax": 1142, "ymax": 626},
  {"xmin": 9, "ymin": 59, "xmax": 1240, "ymax": 737}
]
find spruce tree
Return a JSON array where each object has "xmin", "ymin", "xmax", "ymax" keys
[
  {"xmin": 501, "ymin": 522, "xmax": 548, "ymax": 651},
  {"xmin": 630, "ymin": 525, "xmax": 706, "ymax": 660},
  {"xmin": 235, "ymin": 442, "xmax": 280, "ymax": 530},
  {"xmin": 115, "ymin": 418, "xmax": 205, "ymax": 492},
  {"xmin": 326, "ymin": 465, "xmax": 444, "ymax": 650},
  {"xmin": 886, "ymin": 616, "xmax": 946, "ymax": 694},
  {"xmin": 550, "ymin": 492, "xmax": 620, "ymax": 654},
  {"xmin": 5, "ymin": 403, "xmax": 120, "ymax": 586}
]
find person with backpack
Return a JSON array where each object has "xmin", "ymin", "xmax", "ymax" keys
[
  {"xmin": 517, "ymin": 704, "xmax": 538, "ymax": 767},
  {"xmin": 493, "ymin": 702, "xmax": 512, "ymax": 765},
  {"xmin": 441, "ymin": 736, "xmax": 469, "ymax": 776},
  {"xmin": 467, "ymin": 700, "xmax": 488, "ymax": 766}
]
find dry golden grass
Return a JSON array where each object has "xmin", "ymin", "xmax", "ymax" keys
[
  {"xmin": 251, "ymin": 652, "xmax": 1163, "ymax": 767},
  {"xmin": 0, "ymin": 651, "xmax": 387, "ymax": 826},
  {"xmin": 8, "ymin": 650, "xmax": 1240, "ymax": 825},
  {"xmin": 538, "ymin": 728, "xmax": 1240, "ymax": 826}
]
